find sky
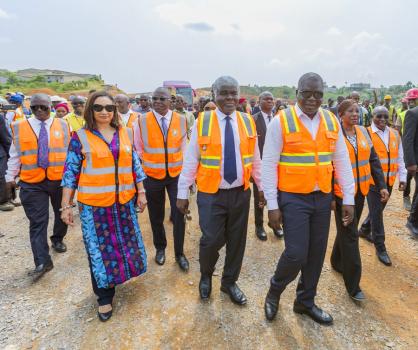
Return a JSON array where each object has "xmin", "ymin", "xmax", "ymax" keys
[{"xmin": 0, "ymin": 0, "xmax": 417, "ymax": 93}]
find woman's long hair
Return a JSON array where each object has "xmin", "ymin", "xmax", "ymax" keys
[{"xmin": 83, "ymin": 91, "xmax": 119, "ymax": 130}]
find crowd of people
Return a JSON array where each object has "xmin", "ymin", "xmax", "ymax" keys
[{"xmin": 0, "ymin": 73, "xmax": 417, "ymax": 325}]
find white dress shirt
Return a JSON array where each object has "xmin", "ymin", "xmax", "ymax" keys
[
  {"xmin": 260, "ymin": 110, "xmax": 274, "ymax": 127},
  {"xmin": 133, "ymin": 109, "xmax": 186, "ymax": 158},
  {"xmin": 370, "ymin": 122, "xmax": 407, "ymax": 183},
  {"xmin": 262, "ymin": 104, "xmax": 355, "ymax": 210},
  {"xmin": 120, "ymin": 109, "xmax": 135, "ymax": 126},
  {"xmin": 6, "ymin": 116, "xmax": 54, "ymax": 182},
  {"xmin": 177, "ymin": 108, "xmax": 262, "ymax": 199}
]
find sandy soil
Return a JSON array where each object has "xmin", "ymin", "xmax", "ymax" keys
[{"xmin": 0, "ymin": 184, "xmax": 417, "ymax": 350}]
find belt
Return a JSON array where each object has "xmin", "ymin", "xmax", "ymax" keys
[{"xmin": 218, "ymin": 186, "xmax": 244, "ymax": 192}]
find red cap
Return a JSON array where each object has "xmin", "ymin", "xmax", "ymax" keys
[{"xmin": 406, "ymin": 88, "xmax": 418, "ymax": 100}]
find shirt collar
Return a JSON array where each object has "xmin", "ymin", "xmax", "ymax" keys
[
  {"xmin": 216, "ymin": 108, "xmax": 236, "ymax": 120},
  {"xmin": 261, "ymin": 110, "xmax": 273, "ymax": 119},
  {"xmin": 295, "ymin": 103, "xmax": 320, "ymax": 120},
  {"xmin": 371, "ymin": 122, "xmax": 387, "ymax": 133},
  {"xmin": 31, "ymin": 115, "xmax": 54, "ymax": 126},
  {"xmin": 153, "ymin": 109, "xmax": 172, "ymax": 120},
  {"xmin": 121, "ymin": 109, "xmax": 133, "ymax": 117}
]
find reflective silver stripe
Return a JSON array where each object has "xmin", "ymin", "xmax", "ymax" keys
[
  {"xmin": 354, "ymin": 159, "xmax": 369, "ymax": 167},
  {"xmin": 318, "ymin": 154, "xmax": 332, "ymax": 163},
  {"xmin": 388, "ymin": 171, "xmax": 398, "ymax": 177},
  {"xmin": 21, "ymin": 164, "xmax": 39, "ymax": 170},
  {"xmin": 21, "ymin": 149, "xmax": 37, "ymax": 156},
  {"xmin": 78, "ymin": 185, "xmax": 116, "ymax": 194},
  {"xmin": 243, "ymin": 156, "xmax": 253, "ymax": 165},
  {"xmin": 322, "ymin": 109, "xmax": 337, "ymax": 132},
  {"xmin": 379, "ymin": 158, "xmax": 389, "ymax": 164},
  {"xmin": 356, "ymin": 126, "xmax": 373, "ymax": 147},
  {"xmin": 280, "ymin": 155, "xmax": 315, "ymax": 163},
  {"xmin": 49, "ymin": 161, "xmax": 65, "ymax": 167},
  {"xmin": 50, "ymin": 147, "xmax": 67, "ymax": 153},
  {"xmin": 239, "ymin": 113, "xmax": 255, "ymax": 137},
  {"xmin": 126, "ymin": 127, "xmax": 133, "ymax": 145},
  {"xmin": 139, "ymin": 114, "xmax": 149, "ymax": 147},
  {"xmin": 143, "ymin": 146, "xmax": 181, "ymax": 154},
  {"xmin": 143, "ymin": 161, "xmax": 182, "ymax": 169},
  {"xmin": 178, "ymin": 113, "xmax": 186, "ymax": 139},
  {"xmin": 357, "ymin": 174, "xmax": 371, "ymax": 183},
  {"xmin": 11, "ymin": 120, "xmax": 26, "ymax": 156},
  {"xmin": 284, "ymin": 108, "xmax": 297, "ymax": 133},
  {"xmin": 200, "ymin": 158, "xmax": 220, "ymax": 167},
  {"xmin": 56, "ymin": 118, "xmax": 70, "ymax": 147},
  {"xmin": 201, "ymin": 111, "xmax": 212, "ymax": 137},
  {"xmin": 77, "ymin": 129, "xmax": 91, "ymax": 153},
  {"xmin": 82, "ymin": 166, "xmax": 131, "ymax": 176}
]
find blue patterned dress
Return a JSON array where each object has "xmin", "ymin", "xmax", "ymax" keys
[{"xmin": 62, "ymin": 129, "xmax": 147, "ymax": 289}]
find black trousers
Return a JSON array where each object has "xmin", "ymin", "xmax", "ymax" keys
[
  {"xmin": 331, "ymin": 193, "xmax": 364, "ymax": 296},
  {"xmin": 88, "ymin": 258, "xmax": 115, "ymax": 306},
  {"xmin": 253, "ymin": 183, "xmax": 264, "ymax": 227},
  {"xmin": 144, "ymin": 175, "xmax": 185, "ymax": 256},
  {"xmin": 0, "ymin": 156, "xmax": 7, "ymax": 204},
  {"xmin": 19, "ymin": 179, "xmax": 68, "ymax": 266},
  {"xmin": 360, "ymin": 185, "xmax": 393, "ymax": 253},
  {"xmin": 197, "ymin": 187, "xmax": 251, "ymax": 286},
  {"xmin": 408, "ymin": 173, "xmax": 418, "ymax": 224},
  {"xmin": 270, "ymin": 191, "xmax": 332, "ymax": 308},
  {"xmin": 404, "ymin": 172, "xmax": 418, "ymax": 200}
]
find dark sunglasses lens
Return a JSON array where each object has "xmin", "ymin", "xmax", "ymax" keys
[
  {"xmin": 93, "ymin": 104, "xmax": 115, "ymax": 112},
  {"xmin": 104, "ymin": 105, "xmax": 116, "ymax": 112},
  {"xmin": 92, "ymin": 104, "xmax": 104, "ymax": 112},
  {"xmin": 72, "ymin": 102, "xmax": 84, "ymax": 106},
  {"xmin": 31, "ymin": 105, "xmax": 49, "ymax": 112},
  {"xmin": 152, "ymin": 97, "xmax": 167, "ymax": 102},
  {"xmin": 313, "ymin": 92, "xmax": 324, "ymax": 99},
  {"xmin": 139, "ymin": 99, "xmax": 148, "ymax": 101},
  {"xmin": 376, "ymin": 114, "xmax": 389, "ymax": 119}
]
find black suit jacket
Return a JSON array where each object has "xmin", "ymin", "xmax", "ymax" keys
[
  {"xmin": 252, "ymin": 111, "xmax": 270, "ymax": 158},
  {"xmin": 0, "ymin": 114, "xmax": 11, "ymax": 159},
  {"xmin": 402, "ymin": 106, "xmax": 418, "ymax": 167}
]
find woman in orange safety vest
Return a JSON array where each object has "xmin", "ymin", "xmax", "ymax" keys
[
  {"xmin": 60, "ymin": 91, "xmax": 148, "ymax": 322},
  {"xmin": 332, "ymin": 99, "xmax": 389, "ymax": 302}
]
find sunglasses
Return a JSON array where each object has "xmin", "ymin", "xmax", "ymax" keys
[
  {"xmin": 139, "ymin": 98, "xmax": 148, "ymax": 101},
  {"xmin": 152, "ymin": 96, "xmax": 169, "ymax": 102},
  {"xmin": 72, "ymin": 102, "xmax": 84, "ymax": 106},
  {"xmin": 375, "ymin": 114, "xmax": 389, "ymax": 119},
  {"xmin": 92, "ymin": 104, "xmax": 116, "ymax": 112},
  {"xmin": 31, "ymin": 105, "xmax": 49, "ymax": 112},
  {"xmin": 299, "ymin": 90, "xmax": 324, "ymax": 99}
]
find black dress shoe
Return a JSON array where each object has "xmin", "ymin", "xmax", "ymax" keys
[
  {"xmin": 199, "ymin": 275, "xmax": 212, "ymax": 300},
  {"xmin": 359, "ymin": 228, "xmax": 374, "ymax": 243},
  {"xmin": 377, "ymin": 251, "xmax": 392, "ymax": 266},
  {"xmin": 155, "ymin": 250, "xmax": 165, "ymax": 265},
  {"xmin": 97, "ymin": 309, "xmax": 113, "ymax": 322},
  {"xmin": 255, "ymin": 226, "xmax": 267, "ymax": 241},
  {"xmin": 175, "ymin": 254, "xmax": 189, "ymax": 272},
  {"xmin": 51, "ymin": 241, "xmax": 67, "ymax": 253},
  {"xmin": 273, "ymin": 227, "xmax": 284, "ymax": 239},
  {"xmin": 220, "ymin": 283, "xmax": 247, "ymax": 305},
  {"xmin": 350, "ymin": 290, "xmax": 366, "ymax": 302},
  {"xmin": 293, "ymin": 301, "xmax": 333, "ymax": 325},
  {"xmin": 29, "ymin": 261, "xmax": 54, "ymax": 281},
  {"xmin": 264, "ymin": 291, "xmax": 280, "ymax": 321},
  {"xmin": 406, "ymin": 220, "xmax": 418, "ymax": 238}
]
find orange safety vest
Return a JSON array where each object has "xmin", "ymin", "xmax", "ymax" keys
[
  {"xmin": 138, "ymin": 111, "xmax": 186, "ymax": 179},
  {"xmin": 367, "ymin": 126, "xmax": 399, "ymax": 187},
  {"xmin": 12, "ymin": 106, "xmax": 25, "ymax": 122},
  {"xmin": 120, "ymin": 111, "xmax": 138, "ymax": 129},
  {"xmin": 278, "ymin": 106, "xmax": 339, "ymax": 194},
  {"xmin": 334, "ymin": 125, "xmax": 371, "ymax": 198},
  {"xmin": 196, "ymin": 110, "xmax": 256, "ymax": 194},
  {"xmin": 11, "ymin": 118, "xmax": 69, "ymax": 183},
  {"xmin": 76, "ymin": 127, "xmax": 136, "ymax": 207}
]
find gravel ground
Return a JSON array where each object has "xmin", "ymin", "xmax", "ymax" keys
[{"xmin": 0, "ymin": 185, "xmax": 417, "ymax": 350}]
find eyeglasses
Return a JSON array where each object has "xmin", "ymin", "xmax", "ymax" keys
[
  {"xmin": 31, "ymin": 105, "xmax": 49, "ymax": 112},
  {"xmin": 92, "ymin": 104, "xmax": 116, "ymax": 112},
  {"xmin": 139, "ymin": 99, "xmax": 148, "ymax": 102},
  {"xmin": 375, "ymin": 114, "xmax": 389, "ymax": 119},
  {"xmin": 72, "ymin": 102, "xmax": 84, "ymax": 106},
  {"xmin": 299, "ymin": 90, "xmax": 324, "ymax": 99},
  {"xmin": 152, "ymin": 97, "xmax": 169, "ymax": 102}
]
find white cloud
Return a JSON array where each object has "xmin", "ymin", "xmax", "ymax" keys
[
  {"xmin": 154, "ymin": 1, "xmax": 285, "ymax": 40},
  {"xmin": 0, "ymin": 7, "xmax": 15, "ymax": 19},
  {"xmin": 327, "ymin": 27, "xmax": 342, "ymax": 36}
]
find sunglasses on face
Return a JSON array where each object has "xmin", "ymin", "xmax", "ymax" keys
[
  {"xmin": 139, "ymin": 99, "xmax": 148, "ymax": 102},
  {"xmin": 299, "ymin": 90, "xmax": 324, "ymax": 99},
  {"xmin": 92, "ymin": 104, "xmax": 116, "ymax": 112},
  {"xmin": 31, "ymin": 105, "xmax": 49, "ymax": 112},
  {"xmin": 152, "ymin": 96, "xmax": 169, "ymax": 102},
  {"xmin": 72, "ymin": 102, "xmax": 84, "ymax": 106},
  {"xmin": 375, "ymin": 114, "xmax": 389, "ymax": 119}
]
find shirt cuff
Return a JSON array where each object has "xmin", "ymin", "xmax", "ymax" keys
[
  {"xmin": 267, "ymin": 199, "xmax": 279, "ymax": 210},
  {"xmin": 5, "ymin": 175, "xmax": 15, "ymax": 182},
  {"xmin": 342, "ymin": 195, "xmax": 355, "ymax": 206},
  {"xmin": 399, "ymin": 174, "xmax": 407, "ymax": 183},
  {"xmin": 177, "ymin": 188, "xmax": 189, "ymax": 199}
]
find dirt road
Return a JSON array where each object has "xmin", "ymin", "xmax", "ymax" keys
[{"xmin": 0, "ymin": 186, "xmax": 417, "ymax": 350}]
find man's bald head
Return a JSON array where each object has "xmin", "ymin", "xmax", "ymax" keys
[
  {"xmin": 115, "ymin": 94, "xmax": 130, "ymax": 114},
  {"xmin": 153, "ymin": 87, "xmax": 170, "ymax": 99},
  {"xmin": 372, "ymin": 105, "xmax": 389, "ymax": 116},
  {"xmin": 297, "ymin": 72, "xmax": 324, "ymax": 91},
  {"xmin": 152, "ymin": 87, "xmax": 171, "ymax": 115},
  {"xmin": 30, "ymin": 93, "xmax": 51, "ymax": 107},
  {"xmin": 350, "ymin": 91, "xmax": 361, "ymax": 103},
  {"xmin": 115, "ymin": 94, "xmax": 129, "ymax": 103}
]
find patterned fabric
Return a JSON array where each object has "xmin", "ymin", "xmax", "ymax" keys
[
  {"xmin": 347, "ymin": 134, "xmax": 358, "ymax": 153},
  {"xmin": 38, "ymin": 121, "xmax": 49, "ymax": 168},
  {"xmin": 61, "ymin": 127, "xmax": 147, "ymax": 288}
]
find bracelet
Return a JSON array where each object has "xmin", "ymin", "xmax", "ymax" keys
[
  {"xmin": 138, "ymin": 189, "xmax": 146, "ymax": 194},
  {"xmin": 59, "ymin": 204, "xmax": 76, "ymax": 212}
]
